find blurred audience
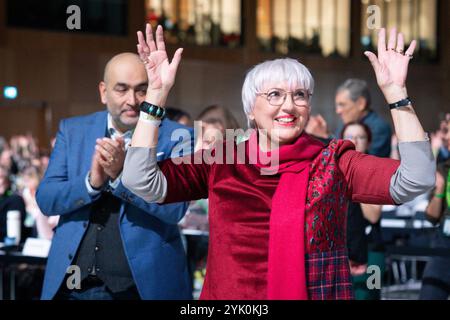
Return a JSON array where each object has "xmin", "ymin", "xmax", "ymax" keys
[
  {"xmin": 306, "ymin": 78, "xmax": 392, "ymax": 158},
  {"xmin": 430, "ymin": 113, "xmax": 450, "ymax": 163},
  {"xmin": 341, "ymin": 122, "xmax": 384, "ymax": 300},
  {"xmin": 197, "ymin": 104, "xmax": 240, "ymax": 131},
  {"xmin": 335, "ymin": 79, "xmax": 392, "ymax": 157},
  {"xmin": 420, "ymin": 117, "xmax": 450, "ymax": 299},
  {"xmin": 195, "ymin": 119, "xmax": 225, "ymax": 151},
  {"xmin": 0, "ymin": 135, "xmax": 57, "ymax": 243},
  {"xmin": 20, "ymin": 166, "xmax": 58, "ymax": 240},
  {"xmin": 196, "ymin": 104, "xmax": 244, "ymax": 148},
  {"xmin": 179, "ymin": 104, "xmax": 241, "ymax": 294},
  {"xmin": 0, "ymin": 165, "xmax": 26, "ymax": 243},
  {"xmin": 165, "ymin": 107, "xmax": 193, "ymax": 127}
]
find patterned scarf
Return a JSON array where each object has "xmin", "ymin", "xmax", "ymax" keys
[{"xmin": 251, "ymin": 131, "xmax": 324, "ymax": 299}]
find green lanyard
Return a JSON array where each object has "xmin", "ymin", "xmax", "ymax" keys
[{"xmin": 447, "ymin": 170, "xmax": 450, "ymax": 210}]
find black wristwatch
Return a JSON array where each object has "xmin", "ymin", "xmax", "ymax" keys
[
  {"xmin": 388, "ymin": 97, "xmax": 412, "ymax": 109},
  {"xmin": 140, "ymin": 101, "xmax": 166, "ymax": 119}
]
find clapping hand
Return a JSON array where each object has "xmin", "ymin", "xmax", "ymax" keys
[{"xmin": 95, "ymin": 137, "xmax": 126, "ymax": 180}]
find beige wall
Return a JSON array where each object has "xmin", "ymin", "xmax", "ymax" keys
[{"xmin": 0, "ymin": 0, "xmax": 448, "ymax": 149}]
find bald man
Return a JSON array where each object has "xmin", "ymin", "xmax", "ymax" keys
[{"xmin": 36, "ymin": 53, "xmax": 193, "ymax": 300}]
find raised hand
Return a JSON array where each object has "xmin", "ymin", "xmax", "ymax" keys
[
  {"xmin": 364, "ymin": 28, "xmax": 416, "ymax": 103},
  {"xmin": 137, "ymin": 24, "xmax": 183, "ymax": 105}
]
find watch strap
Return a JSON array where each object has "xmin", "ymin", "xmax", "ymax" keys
[
  {"xmin": 389, "ymin": 97, "xmax": 412, "ymax": 109},
  {"xmin": 140, "ymin": 101, "xmax": 166, "ymax": 119}
]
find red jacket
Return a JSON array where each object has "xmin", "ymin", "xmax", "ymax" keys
[{"xmin": 160, "ymin": 138, "xmax": 399, "ymax": 300}]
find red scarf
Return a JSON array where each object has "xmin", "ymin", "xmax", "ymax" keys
[{"xmin": 250, "ymin": 131, "xmax": 324, "ymax": 299}]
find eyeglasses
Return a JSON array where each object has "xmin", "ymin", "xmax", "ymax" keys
[
  {"xmin": 257, "ymin": 89, "xmax": 311, "ymax": 107},
  {"xmin": 343, "ymin": 135, "xmax": 368, "ymax": 141}
]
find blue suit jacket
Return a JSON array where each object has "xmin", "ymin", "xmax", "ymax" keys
[
  {"xmin": 335, "ymin": 110, "xmax": 392, "ymax": 158},
  {"xmin": 36, "ymin": 111, "xmax": 193, "ymax": 300}
]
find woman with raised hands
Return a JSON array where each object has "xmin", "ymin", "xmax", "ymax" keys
[{"xmin": 122, "ymin": 25, "xmax": 435, "ymax": 300}]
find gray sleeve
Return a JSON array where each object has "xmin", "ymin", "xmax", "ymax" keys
[
  {"xmin": 389, "ymin": 141, "xmax": 436, "ymax": 204},
  {"xmin": 122, "ymin": 147, "xmax": 167, "ymax": 203}
]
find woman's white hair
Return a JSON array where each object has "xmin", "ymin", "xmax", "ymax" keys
[{"xmin": 241, "ymin": 58, "xmax": 314, "ymax": 128}]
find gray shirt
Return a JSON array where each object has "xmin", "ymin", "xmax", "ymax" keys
[{"xmin": 122, "ymin": 140, "xmax": 436, "ymax": 205}]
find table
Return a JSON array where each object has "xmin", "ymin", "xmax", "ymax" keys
[{"xmin": 0, "ymin": 250, "xmax": 47, "ymax": 300}]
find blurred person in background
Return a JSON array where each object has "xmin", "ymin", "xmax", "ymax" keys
[
  {"xmin": 306, "ymin": 79, "xmax": 392, "ymax": 158},
  {"xmin": 197, "ymin": 104, "xmax": 241, "ymax": 132},
  {"xmin": 0, "ymin": 145, "xmax": 18, "ymax": 176},
  {"xmin": 0, "ymin": 135, "xmax": 58, "ymax": 299},
  {"xmin": 0, "ymin": 136, "xmax": 7, "ymax": 154},
  {"xmin": 197, "ymin": 104, "xmax": 244, "ymax": 145},
  {"xmin": 335, "ymin": 79, "xmax": 392, "ymax": 158},
  {"xmin": 20, "ymin": 166, "xmax": 59, "ymax": 240},
  {"xmin": 182, "ymin": 104, "xmax": 241, "ymax": 293},
  {"xmin": 38, "ymin": 150, "xmax": 50, "ymax": 174},
  {"xmin": 341, "ymin": 122, "xmax": 384, "ymax": 300},
  {"xmin": 10, "ymin": 135, "xmax": 39, "ymax": 172},
  {"xmin": 420, "ymin": 117, "xmax": 450, "ymax": 300},
  {"xmin": 165, "ymin": 107, "xmax": 193, "ymax": 127},
  {"xmin": 195, "ymin": 119, "xmax": 224, "ymax": 151},
  {"xmin": 430, "ymin": 113, "xmax": 450, "ymax": 163},
  {"xmin": 0, "ymin": 165, "xmax": 26, "ymax": 243},
  {"xmin": 0, "ymin": 134, "xmax": 57, "ymax": 242}
]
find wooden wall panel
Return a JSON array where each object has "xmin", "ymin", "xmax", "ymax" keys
[{"xmin": 0, "ymin": 0, "xmax": 448, "ymax": 143}]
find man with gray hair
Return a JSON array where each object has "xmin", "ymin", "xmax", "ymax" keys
[{"xmin": 335, "ymin": 78, "xmax": 392, "ymax": 158}]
